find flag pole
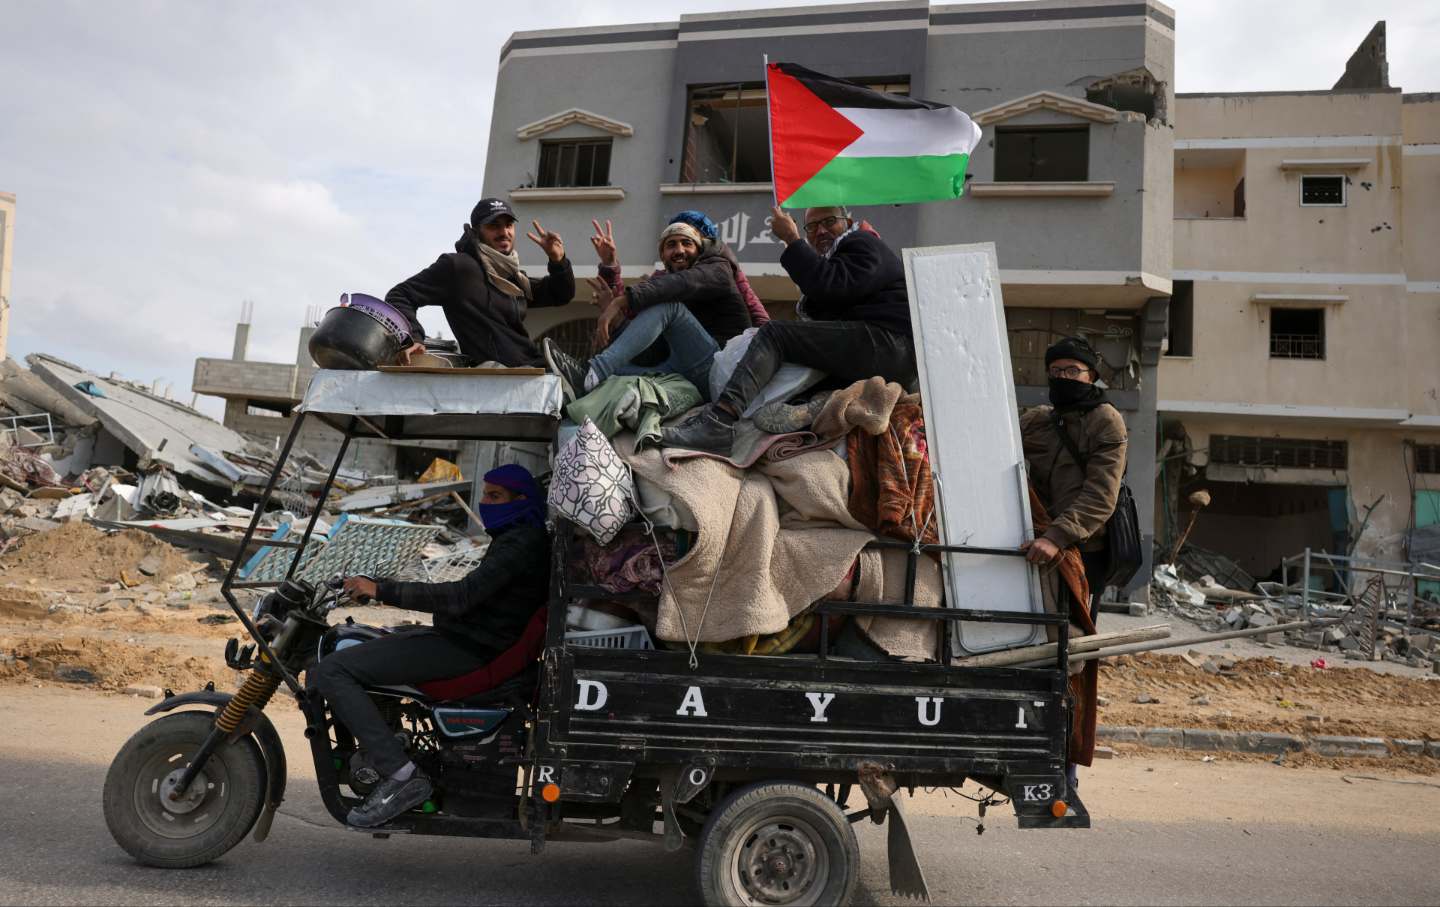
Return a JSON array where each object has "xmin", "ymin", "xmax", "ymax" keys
[{"xmin": 763, "ymin": 54, "xmax": 778, "ymax": 209}]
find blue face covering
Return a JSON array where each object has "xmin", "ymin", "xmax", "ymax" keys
[
  {"xmin": 478, "ymin": 464, "xmax": 546, "ymax": 531},
  {"xmin": 478, "ymin": 498, "xmax": 542, "ymax": 532}
]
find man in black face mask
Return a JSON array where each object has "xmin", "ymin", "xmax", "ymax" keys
[{"xmin": 1018, "ymin": 337, "xmax": 1128, "ymax": 617}]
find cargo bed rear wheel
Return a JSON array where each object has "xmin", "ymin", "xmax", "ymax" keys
[{"xmin": 695, "ymin": 781, "xmax": 859, "ymax": 907}]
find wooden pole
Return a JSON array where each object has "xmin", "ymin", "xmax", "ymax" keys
[
  {"xmin": 953, "ymin": 625, "xmax": 1171, "ymax": 668},
  {"xmin": 1014, "ymin": 618, "xmax": 1338, "ymax": 667},
  {"xmin": 450, "ymin": 491, "xmax": 484, "ymax": 530}
]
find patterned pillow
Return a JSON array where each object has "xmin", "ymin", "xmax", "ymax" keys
[{"xmin": 548, "ymin": 418, "xmax": 635, "ymax": 545}]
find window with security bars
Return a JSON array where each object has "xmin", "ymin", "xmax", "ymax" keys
[
  {"xmin": 1300, "ymin": 175, "xmax": 1345, "ymax": 206},
  {"xmin": 1416, "ymin": 444, "xmax": 1440, "ymax": 475},
  {"xmin": 536, "ymin": 317, "xmax": 598, "ymax": 360},
  {"xmin": 1269, "ymin": 308, "xmax": 1325, "ymax": 360},
  {"xmin": 536, "ymin": 139, "xmax": 612, "ymax": 188},
  {"xmin": 1209, "ymin": 436, "xmax": 1348, "ymax": 470}
]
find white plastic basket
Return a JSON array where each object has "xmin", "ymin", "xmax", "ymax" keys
[{"xmin": 565, "ymin": 625, "xmax": 654, "ymax": 650}]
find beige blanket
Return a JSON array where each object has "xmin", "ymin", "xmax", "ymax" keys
[
  {"xmin": 622, "ymin": 436, "xmax": 872, "ymax": 644},
  {"xmin": 851, "ymin": 548, "xmax": 942, "ymax": 661}
]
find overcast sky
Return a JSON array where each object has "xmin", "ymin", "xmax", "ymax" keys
[{"xmin": 3, "ymin": 0, "xmax": 1437, "ymax": 419}]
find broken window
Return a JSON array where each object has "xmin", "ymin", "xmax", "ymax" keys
[
  {"xmin": 1300, "ymin": 175, "xmax": 1345, "ymax": 206},
  {"xmin": 537, "ymin": 139, "xmax": 612, "ymax": 188},
  {"xmin": 1209, "ymin": 436, "xmax": 1348, "ymax": 470},
  {"xmin": 1165, "ymin": 280, "xmax": 1193, "ymax": 356},
  {"xmin": 680, "ymin": 79, "xmax": 909, "ymax": 184},
  {"xmin": 994, "ymin": 127, "xmax": 1088, "ymax": 182},
  {"xmin": 1415, "ymin": 444, "xmax": 1440, "ymax": 474},
  {"xmin": 1269, "ymin": 308, "xmax": 1325, "ymax": 360},
  {"xmin": 681, "ymin": 83, "xmax": 771, "ymax": 184},
  {"xmin": 1233, "ymin": 178, "xmax": 1246, "ymax": 218}
]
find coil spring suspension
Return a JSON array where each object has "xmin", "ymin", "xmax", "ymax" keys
[{"xmin": 216, "ymin": 667, "xmax": 281, "ymax": 734}]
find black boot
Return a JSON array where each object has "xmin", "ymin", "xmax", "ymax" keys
[
  {"xmin": 346, "ymin": 769, "xmax": 433, "ymax": 828},
  {"xmin": 660, "ymin": 407, "xmax": 736, "ymax": 455},
  {"xmin": 542, "ymin": 337, "xmax": 590, "ymax": 403}
]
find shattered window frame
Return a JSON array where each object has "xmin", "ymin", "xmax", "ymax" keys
[
  {"xmin": 536, "ymin": 138, "xmax": 613, "ymax": 189},
  {"xmin": 993, "ymin": 125, "xmax": 1090, "ymax": 182},
  {"xmin": 1209, "ymin": 435, "xmax": 1348, "ymax": 471},
  {"xmin": 679, "ymin": 78, "xmax": 910, "ymax": 184},
  {"xmin": 1300, "ymin": 174, "xmax": 1346, "ymax": 207},
  {"xmin": 1268, "ymin": 307, "xmax": 1326, "ymax": 360}
]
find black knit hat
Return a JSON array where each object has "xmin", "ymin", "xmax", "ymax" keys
[
  {"xmin": 1044, "ymin": 336, "xmax": 1100, "ymax": 371},
  {"xmin": 471, "ymin": 197, "xmax": 516, "ymax": 228}
]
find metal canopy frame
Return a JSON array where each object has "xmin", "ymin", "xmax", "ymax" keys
[{"xmin": 220, "ymin": 370, "xmax": 564, "ymax": 695}]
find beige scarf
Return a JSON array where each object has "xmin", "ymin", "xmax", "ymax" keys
[{"xmin": 464, "ymin": 226, "xmax": 532, "ymax": 301}]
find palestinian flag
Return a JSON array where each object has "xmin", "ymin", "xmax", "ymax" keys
[{"xmin": 766, "ymin": 62, "xmax": 982, "ymax": 209}]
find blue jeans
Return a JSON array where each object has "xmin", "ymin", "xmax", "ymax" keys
[{"xmin": 590, "ymin": 303, "xmax": 720, "ymax": 399}]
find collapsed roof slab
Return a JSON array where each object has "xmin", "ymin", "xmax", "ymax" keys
[
  {"xmin": 0, "ymin": 358, "xmax": 97, "ymax": 427},
  {"xmin": 27, "ymin": 353, "xmax": 257, "ymax": 489}
]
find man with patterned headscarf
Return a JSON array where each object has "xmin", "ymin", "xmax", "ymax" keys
[
  {"xmin": 318, "ymin": 464, "xmax": 550, "ymax": 829},
  {"xmin": 386, "ymin": 198, "xmax": 576, "ymax": 367}
]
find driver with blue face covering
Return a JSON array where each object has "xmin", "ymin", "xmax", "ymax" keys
[{"xmin": 315, "ymin": 465, "xmax": 550, "ymax": 828}]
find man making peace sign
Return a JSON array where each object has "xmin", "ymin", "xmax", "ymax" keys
[{"xmin": 385, "ymin": 198, "xmax": 576, "ymax": 367}]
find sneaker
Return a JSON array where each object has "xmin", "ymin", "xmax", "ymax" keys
[
  {"xmin": 660, "ymin": 408, "xmax": 737, "ymax": 456},
  {"xmin": 542, "ymin": 337, "xmax": 589, "ymax": 403},
  {"xmin": 346, "ymin": 770, "xmax": 433, "ymax": 828}
]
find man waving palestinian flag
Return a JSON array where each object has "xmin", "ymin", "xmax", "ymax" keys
[{"xmin": 766, "ymin": 62, "xmax": 982, "ymax": 209}]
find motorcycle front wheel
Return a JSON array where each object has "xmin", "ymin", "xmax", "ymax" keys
[{"xmin": 103, "ymin": 710, "xmax": 267, "ymax": 868}]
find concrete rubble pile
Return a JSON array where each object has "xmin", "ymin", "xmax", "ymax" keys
[
  {"xmin": 0, "ymin": 354, "xmax": 486, "ymax": 594},
  {"xmin": 1148, "ymin": 550, "xmax": 1440, "ymax": 673}
]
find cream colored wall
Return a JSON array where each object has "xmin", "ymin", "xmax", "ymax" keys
[
  {"xmin": 1402, "ymin": 98, "xmax": 1440, "ymax": 283},
  {"xmin": 1402, "ymin": 96, "xmax": 1440, "ymax": 144},
  {"xmin": 1159, "ymin": 282, "xmax": 1433, "ymax": 413},
  {"xmin": 1173, "ymin": 145, "xmax": 1403, "ymax": 275},
  {"xmin": 1176, "ymin": 91, "xmax": 1402, "ymax": 141},
  {"xmin": 1165, "ymin": 415, "xmax": 1440, "ymax": 561},
  {"xmin": 1175, "ymin": 166, "xmax": 1238, "ymax": 219},
  {"xmin": 0, "ymin": 193, "xmax": 13, "ymax": 361}
]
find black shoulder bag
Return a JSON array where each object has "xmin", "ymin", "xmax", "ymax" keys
[{"xmin": 1050, "ymin": 410, "xmax": 1143, "ymax": 590}]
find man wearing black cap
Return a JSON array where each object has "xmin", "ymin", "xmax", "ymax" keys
[
  {"xmin": 384, "ymin": 198, "xmax": 575, "ymax": 367},
  {"xmin": 1018, "ymin": 337, "xmax": 1128, "ymax": 617}
]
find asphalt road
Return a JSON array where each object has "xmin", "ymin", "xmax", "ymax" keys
[{"xmin": 3, "ymin": 687, "xmax": 1439, "ymax": 906}]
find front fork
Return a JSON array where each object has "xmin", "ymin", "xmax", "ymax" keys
[{"xmin": 169, "ymin": 665, "xmax": 283, "ymax": 800}]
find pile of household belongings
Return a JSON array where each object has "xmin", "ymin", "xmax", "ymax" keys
[
  {"xmin": 553, "ymin": 371, "xmax": 943, "ymax": 661},
  {"xmin": 546, "ymin": 344, "xmax": 1097, "ymax": 766}
]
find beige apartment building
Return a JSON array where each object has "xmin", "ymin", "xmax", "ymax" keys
[
  {"xmin": 1160, "ymin": 24, "xmax": 1440, "ymax": 584},
  {"xmin": 0, "ymin": 192, "xmax": 14, "ymax": 361}
]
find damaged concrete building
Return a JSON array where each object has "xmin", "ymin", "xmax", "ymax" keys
[
  {"xmin": 485, "ymin": 0, "xmax": 1175, "ymax": 599},
  {"xmin": 1161, "ymin": 22, "xmax": 1440, "ymax": 584}
]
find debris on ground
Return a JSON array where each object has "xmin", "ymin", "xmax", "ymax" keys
[{"xmin": 1099, "ymin": 653, "xmax": 1440, "ymax": 741}]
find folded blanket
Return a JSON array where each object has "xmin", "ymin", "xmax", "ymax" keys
[
  {"xmin": 622, "ymin": 436, "xmax": 872, "ymax": 644},
  {"xmin": 811, "ymin": 377, "xmax": 904, "ymax": 440},
  {"xmin": 852, "ymin": 547, "xmax": 942, "ymax": 661},
  {"xmin": 660, "ymin": 418, "xmax": 814, "ymax": 469}
]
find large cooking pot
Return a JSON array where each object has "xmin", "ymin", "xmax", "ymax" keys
[{"xmin": 309, "ymin": 293, "xmax": 413, "ymax": 370}]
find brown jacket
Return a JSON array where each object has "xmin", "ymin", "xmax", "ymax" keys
[{"xmin": 1019, "ymin": 403, "xmax": 1128, "ymax": 552}]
